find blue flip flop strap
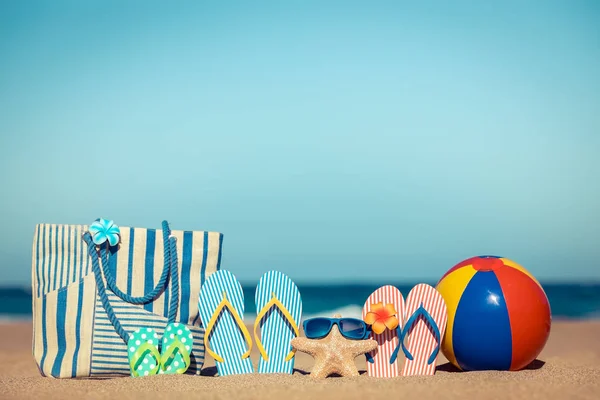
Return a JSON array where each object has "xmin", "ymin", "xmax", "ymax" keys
[
  {"xmin": 364, "ymin": 325, "xmax": 403, "ymax": 365},
  {"xmin": 401, "ymin": 303, "xmax": 441, "ymax": 365},
  {"xmin": 364, "ymin": 326, "xmax": 374, "ymax": 363},
  {"xmin": 389, "ymin": 324, "xmax": 404, "ymax": 364}
]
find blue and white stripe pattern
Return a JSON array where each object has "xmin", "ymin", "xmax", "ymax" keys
[
  {"xmin": 32, "ymin": 224, "xmax": 96, "ymax": 378},
  {"xmin": 255, "ymin": 271, "xmax": 302, "ymax": 374},
  {"xmin": 34, "ymin": 224, "xmax": 91, "ymax": 298},
  {"xmin": 90, "ymin": 291, "xmax": 205, "ymax": 376},
  {"xmin": 198, "ymin": 270, "xmax": 254, "ymax": 376},
  {"xmin": 32, "ymin": 222, "xmax": 223, "ymax": 378}
]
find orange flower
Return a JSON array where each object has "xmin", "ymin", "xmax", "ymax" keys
[{"xmin": 364, "ymin": 302, "xmax": 399, "ymax": 335}]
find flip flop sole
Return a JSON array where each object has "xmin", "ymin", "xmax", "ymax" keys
[
  {"xmin": 402, "ymin": 283, "xmax": 448, "ymax": 376},
  {"xmin": 362, "ymin": 285, "xmax": 405, "ymax": 378},
  {"xmin": 127, "ymin": 328, "xmax": 161, "ymax": 377},
  {"xmin": 255, "ymin": 270, "xmax": 302, "ymax": 374},
  {"xmin": 160, "ymin": 322, "xmax": 193, "ymax": 374},
  {"xmin": 198, "ymin": 270, "xmax": 253, "ymax": 376}
]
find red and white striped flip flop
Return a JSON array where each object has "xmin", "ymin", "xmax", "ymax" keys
[
  {"xmin": 401, "ymin": 283, "xmax": 447, "ymax": 376},
  {"xmin": 362, "ymin": 285, "xmax": 405, "ymax": 378}
]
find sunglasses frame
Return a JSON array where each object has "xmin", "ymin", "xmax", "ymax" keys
[{"xmin": 302, "ymin": 317, "xmax": 371, "ymax": 340}]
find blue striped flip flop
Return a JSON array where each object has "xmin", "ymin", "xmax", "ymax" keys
[
  {"xmin": 254, "ymin": 270, "xmax": 302, "ymax": 374},
  {"xmin": 198, "ymin": 270, "xmax": 254, "ymax": 376}
]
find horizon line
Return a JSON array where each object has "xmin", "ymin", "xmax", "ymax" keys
[{"xmin": 2, "ymin": 279, "xmax": 600, "ymax": 291}]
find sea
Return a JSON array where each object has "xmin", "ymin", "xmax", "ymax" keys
[{"xmin": 2, "ymin": 283, "xmax": 600, "ymax": 322}]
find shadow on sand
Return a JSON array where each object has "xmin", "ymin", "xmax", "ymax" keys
[{"xmin": 436, "ymin": 359, "xmax": 546, "ymax": 373}]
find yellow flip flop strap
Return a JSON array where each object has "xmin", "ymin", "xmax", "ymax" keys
[
  {"xmin": 204, "ymin": 291, "xmax": 253, "ymax": 363},
  {"xmin": 253, "ymin": 292, "xmax": 300, "ymax": 362}
]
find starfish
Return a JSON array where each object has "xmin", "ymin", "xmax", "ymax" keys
[{"xmin": 290, "ymin": 314, "xmax": 378, "ymax": 379}]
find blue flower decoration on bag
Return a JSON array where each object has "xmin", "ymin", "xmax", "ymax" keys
[{"xmin": 89, "ymin": 218, "xmax": 121, "ymax": 246}]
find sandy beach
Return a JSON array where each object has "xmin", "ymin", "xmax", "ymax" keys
[{"xmin": 1, "ymin": 320, "xmax": 599, "ymax": 400}]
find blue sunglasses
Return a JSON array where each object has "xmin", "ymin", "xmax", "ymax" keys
[{"xmin": 302, "ymin": 317, "xmax": 371, "ymax": 340}]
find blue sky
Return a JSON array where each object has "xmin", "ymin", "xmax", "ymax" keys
[{"xmin": 1, "ymin": 0, "xmax": 599, "ymax": 285}]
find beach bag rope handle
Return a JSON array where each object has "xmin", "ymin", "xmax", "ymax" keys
[
  {"xmin": 98, "ymin": 220, "xmax": 176, "ymax": 305},
  {"xmin": 82, "ymin": 220, "xmax": 180, "ymax": 342}
]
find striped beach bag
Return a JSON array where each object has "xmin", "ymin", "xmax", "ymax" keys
[{"xmin": 31, "ymin": 219, "xmax": 223, "ymax": 378}]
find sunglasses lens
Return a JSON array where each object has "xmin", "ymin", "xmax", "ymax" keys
[
  {"xmin": 304, "ymin": 318, "xmax": 332, "ymax": 339},
  {"xmin": 339, "ymin": 318, "xmax": 367, "ymax": 339}
]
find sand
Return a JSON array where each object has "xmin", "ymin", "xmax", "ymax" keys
[{"xmin": 0, "ymin": 321, "xmax": 599, "ymax": 400}]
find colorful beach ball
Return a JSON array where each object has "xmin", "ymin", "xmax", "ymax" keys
[{"xmin": 435, "ymin": 255, "xmax": 552, "ymax": 371}]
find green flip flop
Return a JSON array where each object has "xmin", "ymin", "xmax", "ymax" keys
[
  {"xmin": 128, "ymin": 328, "xmax": 161, "ymax": 377},
  {"xmin": 159, "ymin": 322, "xmax": 193, "ymax": 374}
]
